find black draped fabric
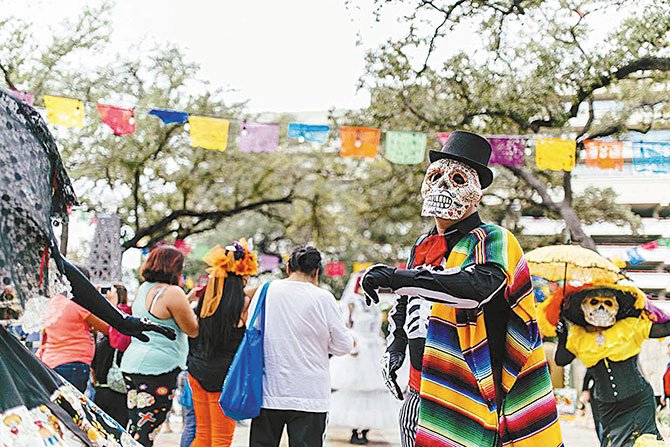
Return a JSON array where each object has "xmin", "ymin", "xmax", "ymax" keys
[
  {"xmin": 0, "ymin": 89, "xmax": 141, "ymax": 446},
  {"xmin": 0, "ymin": 88, "xmax": 76, "ymax": 308}
]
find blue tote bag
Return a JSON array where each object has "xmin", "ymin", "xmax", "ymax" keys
[{"xmin": 219, "ymin": 280, "xmax": 271, "ymax": 421}]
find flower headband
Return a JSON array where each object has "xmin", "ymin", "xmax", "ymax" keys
[{"xmin": 199, "ymin": 239, "xmax": 258, "ymax": 318}]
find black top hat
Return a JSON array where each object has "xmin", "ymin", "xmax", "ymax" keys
[{"xmin": 429, "ymin": 130, "xmax": 494, "ymax": 188}]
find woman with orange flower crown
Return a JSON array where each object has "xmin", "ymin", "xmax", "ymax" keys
[
  {"xmin": 186, "ymin": 241, "xmax": 259, "ymax": 447},
  {"xmin": 553, "ymin": 282, "xmax": 670, "ymax": 447}
]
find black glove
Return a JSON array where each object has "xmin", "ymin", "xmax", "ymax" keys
[
  {"xmin": 381, "ymin": 351, "xmax": 405, "ymax": 400},
  {"xmin": 360, "ymin": 264, "xmax": 396, "ymax": 305},
  {"xmin": 50, "ymin": 239, "xmax": 176, "ymax": 342}
]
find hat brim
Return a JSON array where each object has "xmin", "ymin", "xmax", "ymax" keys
[{"xmin": 428, "ymin": 150, "xmax": 493, "ymax": 188}]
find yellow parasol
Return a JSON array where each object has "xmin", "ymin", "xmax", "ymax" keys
[
  {"xmin": 526, "ymin": 244, "xmax": 626, "ymax": 284},
  {"xmin": 527, "ymin": 244, "xmax": 628, "ymax": 337}
]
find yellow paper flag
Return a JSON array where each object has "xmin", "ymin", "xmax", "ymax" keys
[
  {"xmin": 43, "ymin": 95, "xmax": 85, "ymax": 128},
  {"xmin": 535, "ymin": 138, "xmax": 576, "ymax": 171},
  {"xmin": 189, "ymin": 116, "xmax": 230, "ymax": 151},
  {"xmin": 353, "ymin": 262, "xmax": 373, "ymax": 273}
]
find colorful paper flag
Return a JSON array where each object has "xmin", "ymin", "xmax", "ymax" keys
[
  {"xmin": 608, "ymin": 255, "xmax": 627, "ymax": 269},
  {"xmin": 657, "ymin": 238, "xmax": 670, "ymax": 248},
  {"xmin": 148, "ymin": 109, "xmax": 189, "ymax": 125},
  {"xmin": 239, "ymin": 122, "xmax": 280, "ymax": 153},
  {"xmin": 640, "ymin": 241, "xmax": 660, "ymax": 251},
  {"xmin": 535, "ymin": 138, "xmax": 576, "ymax": 171},
  {"xmin": 626, "ymin": 247, "xmax": 645, "ymax": 266},
  {"xmin": 43, "ymin": 95, "xmax": 85, "ymax": 128},
  {"xmin": 489, "ymin": 136, "xmax": 525, "ymax": 167},
  {"xmin": 384, "ymin": 131, "xmax": 427, "ymax": 165},
  {"xmin": 352, "ymin": 262, "xmax": 372, "ymax": 273},
  {"xmin": 96, "ymin": 104, "xmax": 136, "ymax": 136},
  {"xmin": 436, "ymin": 132, "xmax": 450, "ymax": 146},
  {"xmin": 189, "ymin": 116, "xmax": 229, "ymax": 151},
  {"xmin": 583, "ymin": 140, "xmax": 624, "ymax": 170},
  {"xmin": 259, "ymin": 254, "xmax": 281, "ymax": 272},
  {"xmin": 325, "ymin": 261, "xmax": 345, "ymax": 277},
  {"xmin": 10, "ymin": 90, "xmax": 34, "ymax": 106},
  {"xmin": 632, "ymin": 141, "xmax": 670, "ymax": 174},
  {"xmin": 287, "ymin": 123, "xmax": 330, "ymax": 144},
  {"xmin": 192, "ymin": 244, "xmax": 210, "ymax": 260},
  {"xmin": 174, "ymin": 239, "xmax": 192, "ymax": 255},
  {"xmin": 339, "ymin": 127, "xmax": 380, "ymax": 158},
  {"xmin": 185, "ymin": 276, "xmax": 195, "ymax": 289}
]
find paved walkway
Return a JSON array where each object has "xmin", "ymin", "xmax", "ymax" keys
[{"xmin": 154, "ymin": 416, "xmax": 603, "ymax": 446}]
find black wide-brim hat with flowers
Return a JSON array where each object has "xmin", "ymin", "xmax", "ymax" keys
[
  {"xmin": 429, "ymin": 130, "xmax": 494, "ymax": 188},
  {"xmin": 561, "ymin": 282, "xmax": 646, "ymax": 327}
]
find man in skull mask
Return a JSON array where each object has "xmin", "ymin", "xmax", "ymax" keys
[{"xmin": 362, "ymin": 131, "xmax": 562, "ymax": 447}]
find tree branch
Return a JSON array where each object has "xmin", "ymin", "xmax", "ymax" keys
[
  {"xmin": 122, "ymin": 194, "xmax": 294, "ymax": 249},
  {"xmin": 0, "ymin": 62, "xmax": 17, "ymax": 90}
]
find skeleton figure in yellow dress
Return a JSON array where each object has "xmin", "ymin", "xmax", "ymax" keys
[{"xmin": 554, "ymin": 282, "xmax": 668, "ymax": 447}]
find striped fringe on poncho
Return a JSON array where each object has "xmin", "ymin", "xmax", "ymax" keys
[{"xmin": 415, "ymin": 224, "xmax": 563, "ymax": 447}]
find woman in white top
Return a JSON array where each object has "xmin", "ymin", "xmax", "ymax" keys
[{"xmin": 248, "ymin": 246, "xmax": 354, "ymax": 447}]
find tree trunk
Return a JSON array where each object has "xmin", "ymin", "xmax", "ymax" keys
[{"xmin": 507, "ymin": 166, "xmax": 597, "ymax": 250}]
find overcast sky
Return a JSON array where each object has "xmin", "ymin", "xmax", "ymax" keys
[{"xmin": 5, "ymin": 0, "xmax": 408, "ymax": 113}]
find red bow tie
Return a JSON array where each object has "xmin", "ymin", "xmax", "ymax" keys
[{"xmin": 413, "ymin": 234, "xmax": 447, "ymax": 267}]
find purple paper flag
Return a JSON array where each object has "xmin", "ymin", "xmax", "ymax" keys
[
  {"xmin": 488, "ymin": 136, "xmax": 525, "ymax": 167},
  {"xmin": 259, "ymin": 254, "xmax": 281, "ymax": 272},
  {"xmin": 10, "ymin": 90, "xmax": 35, "ymax": 106},
  {"xmin": 239, "ymin": 122, "xmax": 280, "ymax": 153}
]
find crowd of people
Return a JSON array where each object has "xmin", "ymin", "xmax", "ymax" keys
[{"xmin": 1, "ymin": 93, "xmax": 666, "ymax": 447}]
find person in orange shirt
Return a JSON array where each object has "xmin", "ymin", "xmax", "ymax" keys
[{"xmin": 40, "ymin": 264, "xmax": 109, "ymax": 392}]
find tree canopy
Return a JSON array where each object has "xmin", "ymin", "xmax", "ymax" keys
[
  {"xmin": 351, "ymin": 0, "xmax": 669, "ymax": 248},
  {"xmin": 1, "ymin": 1, "xmax": 667, "ymax": 296}
]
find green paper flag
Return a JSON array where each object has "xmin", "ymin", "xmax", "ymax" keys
[
  {"xmin": 384, "ymin": 131, "xmax": 427, "ymax": 165},
  {"xmin": 192, "ymin": 244, "xmax": 210, "ymax": 260}
]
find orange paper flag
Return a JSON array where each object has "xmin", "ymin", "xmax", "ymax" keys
[
  {"xmin": 535, "ymin": 137, "xmax": 576, "ymax": 171},
  {"xmin": 339, "ymin": 126, "xmax": 380, "ymax": 158},
  {"xmin": 583, "ymin": 140, "xmax": 624, "ymax": 170}
]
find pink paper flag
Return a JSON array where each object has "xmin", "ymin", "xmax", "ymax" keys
[
  {"xmin": 436, "ymin": 132, "xmax": 450, "ymax": 146},
  {"xmin": 239, "ymin": 122, "xmax": 280, "ymax": 153},
  {"xmin": 96, "ymin": 104, "xmax": 136, "ymax": 136},
  {"xmin": 10, "ymin": 90, "xmax": 34, "ymax": 106},
  {"xmin": 325, "ymin": 261, "xmax": 345, "ymax": 277},
  {"xmin": 259, "ymin": 254, "xmax": 281, "ymax": 272}
]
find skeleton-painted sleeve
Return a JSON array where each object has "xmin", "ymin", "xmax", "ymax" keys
[
  {"xmin": 386, "ymin": 294, "xmax": 408, "ymax": 353},
  {"xmin": 388, "ymin": 264, "xmax": 507, "ymax": 309}
]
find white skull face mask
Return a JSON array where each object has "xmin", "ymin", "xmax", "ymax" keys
[
  {"xmin": 421, "ymin": 159, "xmax": 482, "ymax": 220},
  {"xmin": 581, "ymin": 291, "xmax": 619, "ymax": 328}
]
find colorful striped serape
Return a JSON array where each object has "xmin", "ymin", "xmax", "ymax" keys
[{"xmin": 416, "ymin": 224, "xmax": 563, "ymax": 447}]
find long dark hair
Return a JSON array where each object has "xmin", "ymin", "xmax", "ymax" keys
[{"xmin": 195, "ymin": 274, "xmax": 246, "ymax": 357}]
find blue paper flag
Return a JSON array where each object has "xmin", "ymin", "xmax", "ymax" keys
[
  {"xmin": 626, "ymin": 247, "xmax": 645, "ymax": 266},
  {"xmin": 148, "ymin": 109, "xmax": 189, "ymax": 125},
  {"xmin": 287, "ymin": 123, "xmax": 330, "ymax": 144},
  {"xmin": 632, "ymin": 141, "xmax": 670, "ymax": 173}
]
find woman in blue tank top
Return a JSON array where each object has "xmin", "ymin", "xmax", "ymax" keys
[{"xmin": 120, "ymin": 245, "xmax": 199, "ymax": 446}]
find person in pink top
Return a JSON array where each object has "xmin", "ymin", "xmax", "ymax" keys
[{"xmin": 40, "ymin": 265, "xmax": 109, "ymax": 392}]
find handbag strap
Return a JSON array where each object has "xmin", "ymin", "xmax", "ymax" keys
[{"xmin": 248, "ymin": 281, "xmax": 271, "ymax": 330}]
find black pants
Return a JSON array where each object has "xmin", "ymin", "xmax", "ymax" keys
[
  {"xmin": 123, "ymin": 368, "xmax": 180, "ymax": 447},
  {"xmin": 250, "ymin": 408, "xmax": 327, "ymax": 447},
  {"xmin": 94, "ymin": 387, "xmax": 129, "ymax": 429}
]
